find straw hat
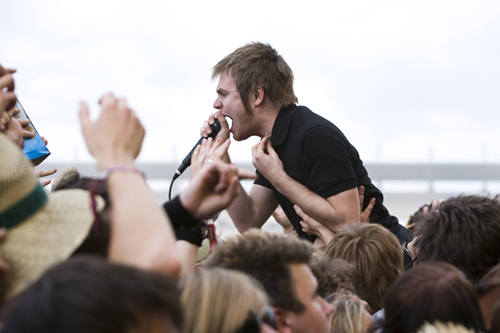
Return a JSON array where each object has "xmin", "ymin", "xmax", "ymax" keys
[{"xmin": 0, "ymin": 134, "xmax": 94, "ymax": 301}]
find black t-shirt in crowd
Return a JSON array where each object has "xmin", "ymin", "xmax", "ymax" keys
[{"xmin": 254, "ymin": 104, "xmax": 413, "ymax": 244}]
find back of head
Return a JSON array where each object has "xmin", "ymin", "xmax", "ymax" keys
[
  {"xmin": 324, "ymin": 223, "xmax": 403, "ymax": 311},
  {"xmin": 212, "ymin": 42, "xmax": 298, "ymax": 110},
  {"xmin": 180, "ymin": 268, "xmax": 270, "ymax": 333},
  {"xmin": 309, "ymin": 257, "xmax": 356, "ymax": 301},
  {"xmin": 415, "ymin": 195, "xmax": 500, "ymax": 283},
  {"xmin": 1, "ymin": 257, "xmax": 182, "ymax": 333},
  {"xmin": 382, "ymin": 262, "xmax": 485, "ymax": 333},
  {"xmin": 205, "ymin": 229, "xmax": 313, "ymax": 312}
]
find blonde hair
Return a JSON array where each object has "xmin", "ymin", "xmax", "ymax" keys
[
  {"xmin": 325, "ymin": 223, "xmax": 403, "ymax": 312},
  {"xmin": 180, "ymin": 268, "xmax": 270, "ymax": 333},
  {"xmin": 329, "ymin": 292, "xmax": 372, "ymax": 333},
  {"xmin": 417, "ymin": 321, "xmax": 476, "ymax": 333}
]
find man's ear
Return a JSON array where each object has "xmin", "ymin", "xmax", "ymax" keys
[
  {"xmin": 273, "ymin": 307, "xmax": 292, "ymax": 333},
  {"xmin": 253, "ymin": 86, "xmax": 265, "ymax": 106}
]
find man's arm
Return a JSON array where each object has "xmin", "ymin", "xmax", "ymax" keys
[
  {"xmin": 226, "ymin": 183, "xmax": 279, "ymax": 233},
  {"xmin": 252, "ymin": 137, "xmax": 360, "ymax": 232}
]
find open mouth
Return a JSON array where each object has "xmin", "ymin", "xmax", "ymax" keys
[{"xmin": 224, "ymin": 116, "xmax": 233, "ymax": 131}]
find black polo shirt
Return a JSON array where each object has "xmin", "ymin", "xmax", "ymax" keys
[{"xmin": 255, "ymin": 104, "xmax": 413, "ymax": 244}]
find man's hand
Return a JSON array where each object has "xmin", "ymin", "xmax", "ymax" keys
[
  {"xmin": 252, "ymin": 136, "xmax": 285, "ymax": 182},
  {"xmin": 200, "ymin": 111, "xmax": 230, "ymax": 143},
  {"xmin": 179, "ymin": 159, "xmax": 256, "ymax": 219},
  {"xmin": 79, "ymin": 93, "xmax": 145, "ymax": 170},
  {"xmin": 358, "ymin": 185, "xmax": 375, "ymax": 223}
]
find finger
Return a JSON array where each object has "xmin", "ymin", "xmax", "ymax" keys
[
  {"xmin": 265, "ymin": 139, "xmax": 276, "ymax": 155},
  {"xmin": 361, "ymin": 197, "xmax": 376, "ymax": 222},
  {"xmin": 37, "ymin": 168, "xmax": 57, "ymax": 178},
  {"xmin": 207, "ymin": 136, "xmax": 223, "ymax": 155},
  {"xmin": 205, "ymin": 113, "xmax": 217, "ymax": 135},
  {"xmin": 198, "ymin": 138, "xmax": 211, "ymax": 163},
  {"xmin": 211, "ymin": 138, "xmax": 231, "ymax": 161},
  {"xmin": 0, "ymin": 65, "xmax": 16, "ymax": 76},
  {"xmin": 98, "ymin": 92, "xmax": 115, "ymax": 106},
  {"xmin": 40, "ymin": 179, "xmax": 51, "ymax": 187},
  {"xmin": 201, "ymin": 120, "xmax": 211, "ymax": 137},
  {"xmin": 22, "ymin": 129, "xmax": 35, "ymax": 138},
  {"xmin": 0, "ymin": 74, "xmax": 15, "ymax": 92},
  {"xmin": 294, "ymin": 205, "xmax": 308, "ymax": 220},
  {"xmin": 256, "ymin": 136, "xmax": 268, "ymax": 154},
  {"xmin": 79, "ymin": 101, "xmax": 91, "ymax": 129},
  {"xmin": 192, "ymin": 144, "xmax": 201, "ymax": 165},
  {"xmin": 1, "ymin": 91, "xmax": 17, "ymax": 113},
  {"xmin": 41, "ymin": 136, "xmax": 48, "ymax": 146},
  {"xmin": 214, "ymin": 111, "xmax": 229, "ymax": 128},
  {"xmin": 299, "ymin": 221, "xmax": 310, "ymax": 234},
  {"xmin": 358, "ymin": 185, "xmax": 365, "ymax": 208},
  {"xmin": 237, "ymin": 168, "xmax": 256, "ymax": 180},
  {"xmin": 407, "ymin": 223, "xmax": 416, "ymax": 231},
  {"xmin": 18, "ymin": 118, "xmax": 30, "ymax": 127}
]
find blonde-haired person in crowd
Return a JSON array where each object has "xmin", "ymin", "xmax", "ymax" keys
[
  {"xmin": 329, "ymin": 291, "xmax": 372, "ymax": 333},
  {"xmin": 180, "ymin": 268, "xmax": 277, "ymax": 333},
  {"xmin": 324, "ymin": 223, "xmax": 403, "ymax": 312}
]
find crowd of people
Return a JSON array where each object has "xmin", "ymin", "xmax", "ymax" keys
[{"xmin": 0, "ymin": 42, "xmax": 499, "ymax": 333}]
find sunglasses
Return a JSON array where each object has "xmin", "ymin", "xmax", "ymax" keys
[{"xmin": 236, "ymin": 306, "xmax": 276, "ymax": 333}]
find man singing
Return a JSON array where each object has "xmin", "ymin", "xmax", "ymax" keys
[{"xmin": 200, "ymin": 42, "xmax": 412, "ymax": 244}]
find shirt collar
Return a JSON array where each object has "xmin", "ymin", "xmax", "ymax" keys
[{"xmin": 270, "ymin": 104, "xmax": 298, "ymax": 146}]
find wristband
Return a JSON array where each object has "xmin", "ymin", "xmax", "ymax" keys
[{"xmin": 104, "ymin": 165, "xmax": 141, "ymax": 178}]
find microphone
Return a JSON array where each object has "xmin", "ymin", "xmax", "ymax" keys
[{"xmin": 172, "ymin": 119, "xmax": 222, "ymax": 181}]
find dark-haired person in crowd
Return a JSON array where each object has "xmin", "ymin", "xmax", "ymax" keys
[
  {"xmin": 414, "ymin": 195, "xmax": 500, "ymax": 284},
  {"xmin": 199, "ymin": 42, "xmax": 412, "ymax": 245},
  {"xmin": 1, "ymin": 257, "xmax": 183, "ymax": 333},
  {"xmin": 380, "ymin": 262, "xmax": 485, "ymax": 333},
  {"xmin": 475, "ymin": 263, "xmax": 500, "ymax": 331},
  {"xmin": 205, "ymin": 229, "xmax": 332, "ymax": 333}
]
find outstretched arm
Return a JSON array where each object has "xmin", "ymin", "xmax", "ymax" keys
[{"xmin": 80, "ymin": 93, "xmax": 181, "ymax": 278}]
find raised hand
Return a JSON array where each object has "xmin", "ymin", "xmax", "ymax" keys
[{"xmin": 79, "ymin": 93, "xmax": 145, "ymax": 170}]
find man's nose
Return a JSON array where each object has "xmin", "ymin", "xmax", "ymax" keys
[{"xmin": 213, "ymin": 97, "xmax": 222, "ymax": 109}]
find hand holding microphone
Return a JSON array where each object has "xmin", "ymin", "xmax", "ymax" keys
[{"xmin": 173, "ymin": 119, "xmax": 222, "ymax": 180}]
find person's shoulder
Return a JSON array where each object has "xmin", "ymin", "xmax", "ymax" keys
[{"xmin": 294, "ymin": 105, "xmax": 338, "ymax": 129}]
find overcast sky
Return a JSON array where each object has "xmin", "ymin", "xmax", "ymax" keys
[{"xmin": 1, "ymin": 0, "xmax": 500, "ymax": 164}]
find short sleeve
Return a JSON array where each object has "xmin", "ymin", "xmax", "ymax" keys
[
  {"xmin": 254, "ymin": 169, "xmax": 272, "ymax": 189},
  {"xmin": 301, "ymin": 126, "xmax": 358, "ymax": 198}
]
